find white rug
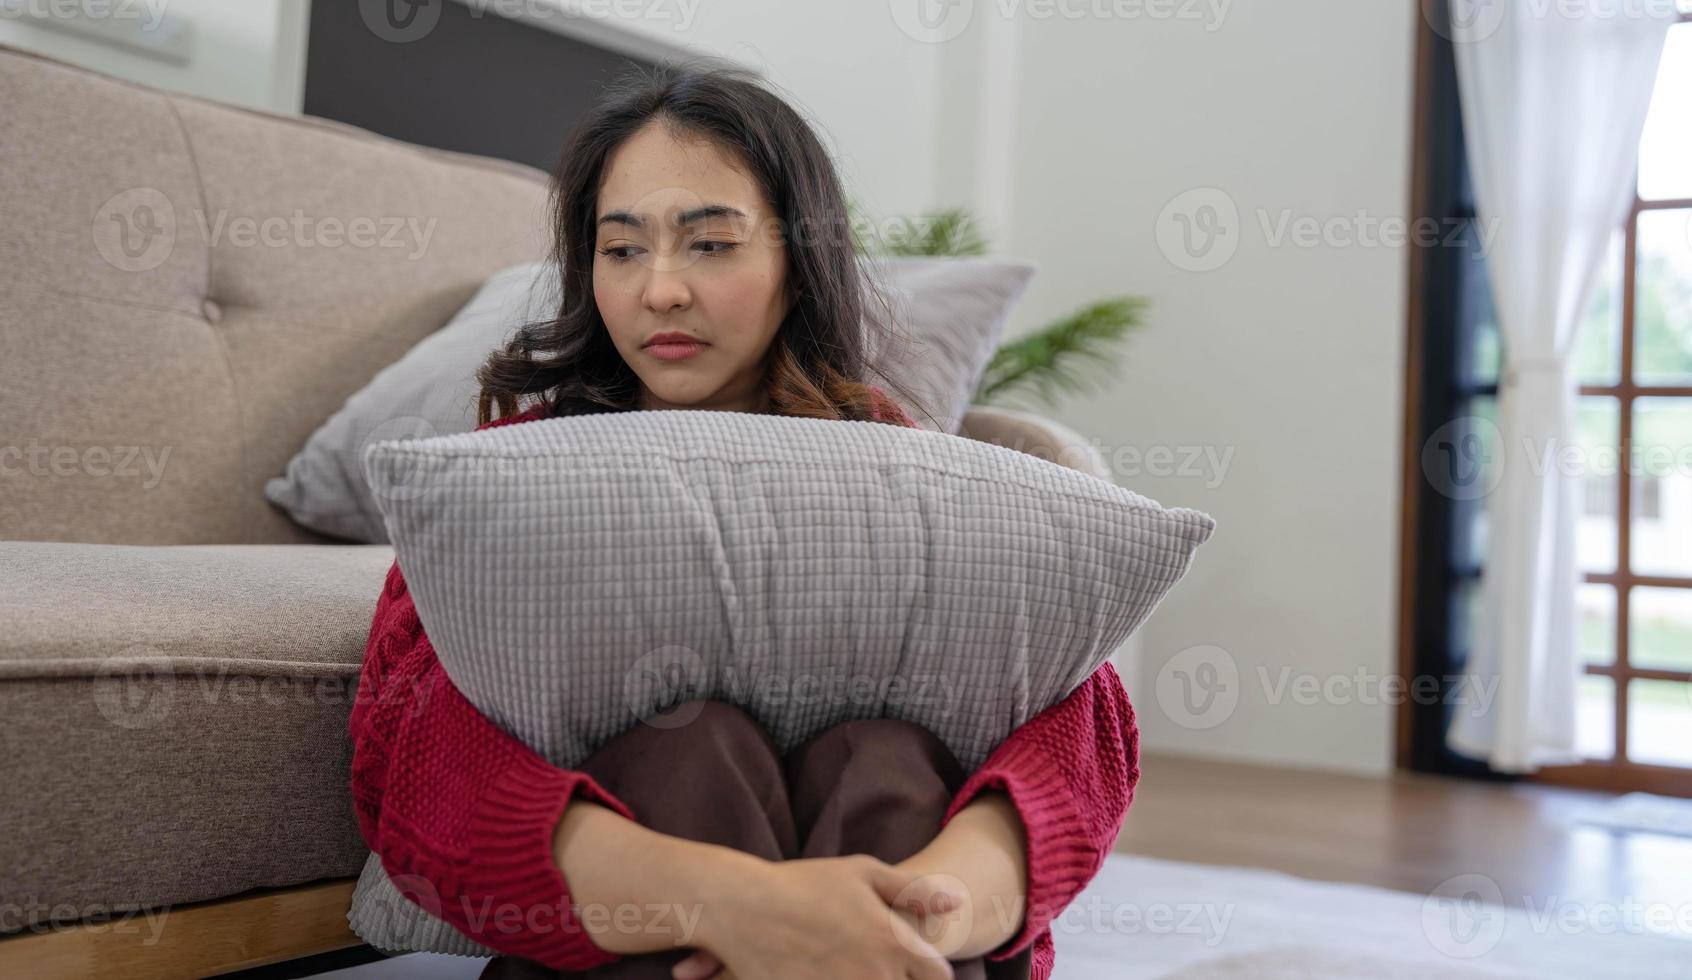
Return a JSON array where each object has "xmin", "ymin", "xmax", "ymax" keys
[
  {"xmin": 1047, "ymin": 854, "xmax": 1689, "ymax": 979},
  {"xmin": 1577, "ymin": 792, "xmax": 1692, "ymax": 839},
  {"xmin": 319, "ymin": 855, "xmax": 1690, "ymax": 979}
]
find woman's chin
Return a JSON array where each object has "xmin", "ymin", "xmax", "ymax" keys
[{"xmin": 642, "ymin": 384, "xmax": 728, "ymax": 411}]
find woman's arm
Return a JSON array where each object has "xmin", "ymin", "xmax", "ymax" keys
[
  {"xmin": 892, "ymin": 789, "xmax": 1028, "ymax": 958},
  {"xmin": 351, "ymin": 560, "xmax": 650, "ymax": 968},
  {"xmin": 901, "ymin": 663, "xmax": 1141, "ymax": 962}
]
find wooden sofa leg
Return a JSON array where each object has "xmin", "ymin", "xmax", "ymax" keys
[{"xmin": 0, "ymin": 879, "xmax": 363, "ymax": 980}]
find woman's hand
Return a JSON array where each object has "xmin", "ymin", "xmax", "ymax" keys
[{"xmin": 674, "ymin": 851, "xmax": 964, "ymax": 980}]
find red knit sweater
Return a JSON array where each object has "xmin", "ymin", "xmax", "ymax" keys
[{"xmin": 348, "ymin": 392, "xmax": 1141, "ymax": 978}]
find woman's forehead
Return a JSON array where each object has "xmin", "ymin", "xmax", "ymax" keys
[{"xmin": 597, "ymin": 124, "xmax": 766, "ymax": 223}]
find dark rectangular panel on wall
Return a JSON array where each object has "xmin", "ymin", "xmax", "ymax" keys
[{"xmin": 305, "ymin": 0, "xmax": 657, "ymax": 172}]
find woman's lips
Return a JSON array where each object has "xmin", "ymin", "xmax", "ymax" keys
[{"xmin": 643, "ymin": 341, "xmax": 707, "ymax": 362}]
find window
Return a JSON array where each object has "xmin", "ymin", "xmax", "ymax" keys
[{"xmin": 1402, "ymin": 3, "xmax": 1692, "ymax": 795}]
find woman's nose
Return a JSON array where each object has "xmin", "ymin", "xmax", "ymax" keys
[{"xmin": 641, "ymin": 255, "xmax": 693, "ymax": 313}]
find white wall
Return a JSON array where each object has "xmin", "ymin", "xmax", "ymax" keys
[
  {"xmin": 644, "ymin": 0, "xmax": 1418, "ymax": 775},
  {"xmin": 0, "ymin": 0, "xmax": 307, "ymax": 112},
  {"xmin": 602, "ymin": 1, "xmax": 949, "ymax": 226},
  {"xmin": 5, "ymin": 0, "xmax": 1418, "ymax": 775},
  {"xmin": 997, "ymin": 1, "xmax": 1417, "ymax": 774}
]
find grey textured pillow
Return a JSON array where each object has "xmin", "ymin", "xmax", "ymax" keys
[
  {"xmin": 263, "ymin": 261, "xmax": 559, "ymax": 543},
  {"xmin": 346, "ymin": 409, "xmax": 1213, "ymax": 957},
  {"xmin": 265, "ymin": 256, "xmax": 1033, "ymax": 543},
  {"xmin": 861, "ymin": 255, "xmax": 1034, "ymax": 434}
]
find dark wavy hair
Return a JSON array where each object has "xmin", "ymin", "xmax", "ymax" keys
[{"xmin": 475, "ymin": 61, "xmax": 927, "ymax": 426}]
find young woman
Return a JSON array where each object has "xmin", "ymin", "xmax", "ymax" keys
[{"xmin": 349, "ymin": 64, "xmax": 1140, "ymax": 980}]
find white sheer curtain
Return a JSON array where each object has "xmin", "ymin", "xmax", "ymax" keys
[{"xmin": 1446, "ymin": 1, "xmax": 1675, "ymax": 772}]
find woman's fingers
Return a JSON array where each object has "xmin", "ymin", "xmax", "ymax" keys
[
  {"xmin": 670, "ymin": 948, "xmax": 724, "ymax": 980},
  {"xmin": 864, "ymin": 857, "xmax": 965, "ymax": 917},
  {"xmin": 889, "ymin": 913, "xmax": 956, "ymax": 980}
]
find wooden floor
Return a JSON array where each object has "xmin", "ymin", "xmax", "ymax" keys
[{"xmin": 1115, "ymin": 753, "xmax": 1692, "ymax": 928}]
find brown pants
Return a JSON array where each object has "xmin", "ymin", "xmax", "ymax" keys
[{"xmin": 477, "ymin": 701, "xmax": 1033, "ymax": 979}]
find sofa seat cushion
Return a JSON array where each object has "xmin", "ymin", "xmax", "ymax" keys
[{"xmin": 0, "ymin": 542, "xmax": 394, "ymax": 931}]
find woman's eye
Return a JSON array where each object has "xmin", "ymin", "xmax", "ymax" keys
[
  {"xmin": 597, "ymin": 245, "xmax": 640, "ymax": 260},
  {"xmin": 693, "ymin": 240, "xmax": 738, "ymax": 256}
]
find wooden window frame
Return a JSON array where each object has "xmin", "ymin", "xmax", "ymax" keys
[{"xmin": 1400, "ymin": 0, "xmax": 1692, "ymax": 796}]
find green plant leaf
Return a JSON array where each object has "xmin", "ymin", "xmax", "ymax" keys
[
  {"xmin": 974, "ymin": 297, "xmax": 1147, "ymax": 409},
  {"xmin": 856, "ymin": 206, "xmax": 989, "ymax": 257}
]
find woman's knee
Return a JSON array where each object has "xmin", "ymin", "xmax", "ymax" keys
[
  {"xmin": 661, "ymin": 698, "xmax": 771, "ymax": 743},
  {"xmin": 811, "ymin": 715, "xmax": 949, "ymax": 752},
  {"xmin": 793, "ymin": 716, "xmax": 964, "ymax": 781},
  {"xmin": 599, "ymin": 698, "xmax": 781, "ymax": 768},
  {"xmin": 581, "ymin": 699, "xmax": 795, "ymax": 854}
]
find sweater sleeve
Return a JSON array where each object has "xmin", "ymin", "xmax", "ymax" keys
[
  {"xmin": 939, "ymin": 662, "xmax": 1140, "ymax": 964},
  {"xmin": 349, "ymin": 402, "xmax": 638, "ymax": 970},
  {"xmin": 350, "ymin": 558, "xmax": 638, "ymax": 969}
]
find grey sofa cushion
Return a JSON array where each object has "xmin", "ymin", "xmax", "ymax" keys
[
  {"xmin": 264, "ymin": 262, "xmax": 560, "ymax": 543},
  {"xmin": 346, "ymin": 409, "xmax": 1213, "ymax": 956},
  {"xmin": 0, "ymin": 43, "xmax": 549, "ymax": 547},
  {"xmin": 0, "ymin": 541, "xmax": 395, "ymax": 930},
  {"xmin": 861, "ymin": 254, "xmax": 1036, "ymax": 434},
  {"xmin": 265, "ymin": 256, "xmax": 1034, "ymax": 544}
]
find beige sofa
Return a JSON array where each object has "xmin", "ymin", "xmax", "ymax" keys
[{"xmin": 0, "ymin": 44, "xmax": 1109, "ymax": 979}]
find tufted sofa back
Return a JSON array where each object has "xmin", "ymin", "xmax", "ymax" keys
[{"xmin": 0, "ymin": 44, "xmax": 551, "ymax": 545}]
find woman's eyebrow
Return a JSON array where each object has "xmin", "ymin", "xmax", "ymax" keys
[{"xmin": 597, "ymin": 204, "xmax": 749, "ymax": 229}]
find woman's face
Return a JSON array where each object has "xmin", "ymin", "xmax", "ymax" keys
[{"xmin": 593, "ymin": 121, "xmax": 792, "ymax": 413}]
